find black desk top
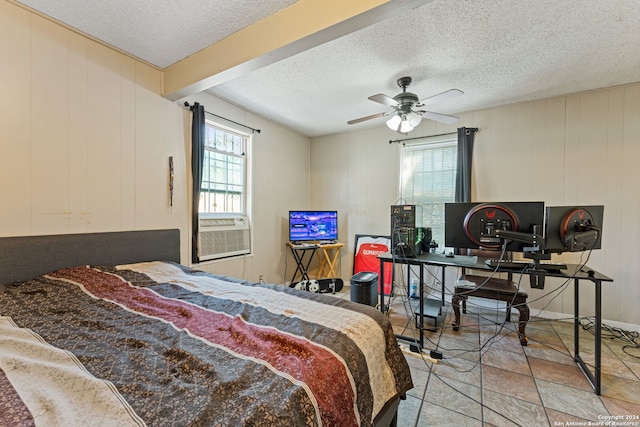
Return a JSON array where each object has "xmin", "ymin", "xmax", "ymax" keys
[{"xmin": 378, "ymin": 252, "xmax": 613, "ymax": 282}]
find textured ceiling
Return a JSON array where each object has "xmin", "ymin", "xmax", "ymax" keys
[
  {"xmin": 16, "ymin": 0, "xmax": 299, "ymax": 68},
  {"xmin": 15, "ymin": 0, "xmax": 640, "ymax": 138}
]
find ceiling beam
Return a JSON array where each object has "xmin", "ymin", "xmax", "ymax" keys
[{"xmin": 162, "ymin": 0, "xmax": 433, "ymax": 101}]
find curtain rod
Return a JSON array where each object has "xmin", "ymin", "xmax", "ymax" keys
[
  {"xmin": 388, "ymin": 128, "xmax": 478, "ymax": 144},
  {"xmin": 183, "ymin": 102, "xmax": 261, "ymax": 134}
]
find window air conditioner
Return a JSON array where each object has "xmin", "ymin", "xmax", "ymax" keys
[{"xmin": 198, "ymin": 216, "xmax": 251, "ymax": 261}]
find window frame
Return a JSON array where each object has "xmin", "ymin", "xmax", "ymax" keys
[
  {"xmin": 399, "ymin": 135, "xmax": 458, "ymax": 248},
  {"xmin": 199, "ymin": 119, "xmax": 251, "ymax": 218}
]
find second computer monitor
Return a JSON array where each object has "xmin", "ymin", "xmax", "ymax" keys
[
  {"xmin": 544, "ymin": 205, "xmax": 603, "ymax": 253},
  {"xmin": 445, "ymin": 201, "xmax": 545, "ymax": 252}
]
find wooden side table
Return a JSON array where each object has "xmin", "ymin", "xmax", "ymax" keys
[{"xmin": 316, "ymin": 242, "xmax": 345, "ymax": 278}]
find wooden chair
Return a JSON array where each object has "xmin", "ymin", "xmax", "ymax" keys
[{"xmin": 451, "ymin": 249, "xmax": 529, "ymax": 345}]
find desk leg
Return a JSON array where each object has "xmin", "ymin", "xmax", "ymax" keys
[
  {"xmin": 441, "ymin": 267, "xmax": 446, "ymax": 311},
  {"xmin": 573, "ymin": 277, "xmax": 602, "ymax": 395},
  {"xmin": 418, "ymin": 265, "xmax": 424, "ymax": 349},
  {"xmin": 595, "ymin": 280, "xmax": 602, "ymax": 395},
  {"xmin": 381, "ymin": 259, "xmax": 426, "ymax": 353},
  {"xmin": 574, "ymin": 278, "xmax": 580, "ymax": 361},
  {"xmin": 379, "ymin": 258, "xmax": 386, "ymax": 314}
]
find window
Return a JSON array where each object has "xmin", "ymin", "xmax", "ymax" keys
[
  {"xmin": 200, "ymin": 121, "xmax": 249, "ymax": 215},
  {"xmin": 400, "ymin": 136, "xmax": 457, "ymax": 247},
  {"xmin": 195, "ymin": 120, "xmax": 252, "ymax": 262}
]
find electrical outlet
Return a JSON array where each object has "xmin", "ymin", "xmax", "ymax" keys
[{"xmin": 258, "ymin": 275, "xmax": 264, "ymax": 283}]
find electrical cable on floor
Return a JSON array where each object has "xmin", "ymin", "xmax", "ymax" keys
[
  {"xmin": 422, "ymin": 244, "xmax": 528, "ymax": 363},
  {"xmin": 392, "ymin": 252, "xmax": 515, "ymax": 372},
  {"xmin": 387, "ymin": 252, "xmax": 526, "ymax": 426},
  {"xmin": 414, "ymin": 258, "xmax": 585, "ymax": 368},
  {"xmin": 393, "ymin": 271, "xmax": 519, "ymax": 365},
  {"xmin": 431, "ymin": 297, "xmax": 597, "ymax": 422},
  {"xmin": 402, "ymin": 298, "xmax": 526, "ymax": 427},
  {"xmin": 579, "ymin": 317, "xmax": 640, "ymax": 359},
  {"xmin": 421, "ymin": 364, "xmax": 526, "ymax": 427},
  {"xmin": 440, "ymin": 259, "xmax": 589, "ymax": 365}
]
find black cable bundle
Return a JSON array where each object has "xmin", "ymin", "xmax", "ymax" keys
[{"xmin": 579, "ymin": 317, "xmax": 640, "ymax": 358}]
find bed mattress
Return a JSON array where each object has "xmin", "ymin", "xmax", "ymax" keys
[{"xmin": 0, "ymin": 261, "xmax": 412, "ymax": 426}]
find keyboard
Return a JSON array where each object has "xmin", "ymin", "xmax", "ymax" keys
[
  {"xmin": 484, "ymin": 259, "xmax": 567, "ymax": 271},
  {"xmin": 426, "ymin": 253, "xmax": 478, "ymax": 266}
]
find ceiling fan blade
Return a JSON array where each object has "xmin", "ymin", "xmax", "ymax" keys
[
  {"xmin": 368, "ymin": 94, "xmax": 398, "ymax": 107},
  {"xmin": 419, "ymin": 89, "xmax": 464, "ymax": 106},
  {"xmin": 421, "ymin": 111, "xmax": 460, "ymax": 124},
  {"xmin": 347, "ymin": 112, "xmax": 388, "ymax": 125}
]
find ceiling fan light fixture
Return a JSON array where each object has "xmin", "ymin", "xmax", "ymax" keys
[
  {"xmin": 406, "ymin": 111, "xmax": 422, "ymax": 127},
  {"xmin": 399, "ymin": 118, "xmax": 414, "ymax": 133},
  {"xmin": 350, "ymin": 77, "xmax": 463, "ymax": 131},
  {"xmin": 386, "ymin": 114, "xmax": 402, "ymax": 131}
]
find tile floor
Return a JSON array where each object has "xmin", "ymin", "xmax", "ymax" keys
[{"xmin": 331, "ymin": 286, "xmax": 640, "ymax": 427}]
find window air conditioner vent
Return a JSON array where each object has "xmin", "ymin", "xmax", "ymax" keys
[{"xmin": 198, "ymin": 216, "xmax": 250, "ymax": 261}]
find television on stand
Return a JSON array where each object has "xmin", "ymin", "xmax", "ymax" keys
[{"xmin": 288, "ymin": 211, "xmax": 338, "ymax": 243}]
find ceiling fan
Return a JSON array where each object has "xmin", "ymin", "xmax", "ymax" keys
[{"xmin": 347, "ymin": 76, "xmax": 463, "ymax": 133}]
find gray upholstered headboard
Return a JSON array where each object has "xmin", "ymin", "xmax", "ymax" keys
[{"xmin": 0, "ymin": 229, "xmax": 180, "ymax": 284}]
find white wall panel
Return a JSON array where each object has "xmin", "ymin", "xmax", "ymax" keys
[
  {"xmin": 86, "ymin": 44, "xmax": 125, "ymax": 231},
  {"xmin": 0, "ymin": 2, "xmax": 31, "ymax": 236},
  {"xmin": 30, "ymin": 16, "xmax": 70, "ymax": 234},
  {"xmin": 537, "ymin": 97, "xmax": 566, "ymax": 203},
  {"xmin": 118, "ymin": 57, "xmax": 137, "ymax": 230},
  {"xmin": 619, "ymin": 84, "xmax": 640, "ymax": 326},
  {"xmin": 134, "ymin": 83, "xmax": 171, "ymax": 228},
  {"xmin": 600, "ymin": 86, "xmax": 624, "ymax": 323},
  {"xmin": 67, "ymin": 33, "xmax": 90, "ymax": 234}
]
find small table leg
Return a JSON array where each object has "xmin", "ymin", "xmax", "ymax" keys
[
  {"xmin": 514, "ymin": 303, "xmax": 529, "ymax": 346},
  {"xmin": 289, "ymin": 247, "xmax": 317, "ymax": 282},
  {"xmin": 451, "ymin": 293, "xmax": 465, "ymax": 331},
  {"xmin": 318, "ymin": 246, "xmax": 340, "ymax": 277}
]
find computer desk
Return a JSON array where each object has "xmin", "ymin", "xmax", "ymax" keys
[{"xmin": 378, "ymin": 251, "xmax": 612, "ymax": 395}]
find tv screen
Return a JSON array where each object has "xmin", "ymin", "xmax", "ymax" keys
[
  {"xmin": 445, "ymin": 201, "xmax": 545, "ymax": 251},
  {"xmin": 289, "ymin": 211, "xmax": 338, "ymax": 242},
  {"xmin": 544, "ymin": 205, "xmax": 603, "ymax": 253}
]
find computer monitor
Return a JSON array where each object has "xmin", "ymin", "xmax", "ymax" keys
[
  {"xmin": 288, "ymin": 210, "xmax": 338, "ymax": 242},
  {"xmin": 445, "ymin": 201, "xmax": 545, "ymax": 252},
  {"xmin": 544, "ymin": 205, "xmax": 603, "ymax": 253}
]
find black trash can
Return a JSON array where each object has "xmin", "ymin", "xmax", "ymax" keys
[{"xmin": 350, "ymin": 272, "xmax": 379, "ymax": 307}]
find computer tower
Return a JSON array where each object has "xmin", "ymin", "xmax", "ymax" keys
[{"xmin": 390, "ymin": 205, "xmax": 422, "ymax": 257}]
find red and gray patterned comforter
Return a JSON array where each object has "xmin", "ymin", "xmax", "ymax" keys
[{"xmin": 0, "ymin": 261, "xmax": 412, "ymax": 426}]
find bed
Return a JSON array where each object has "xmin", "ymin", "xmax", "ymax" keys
[{"xmin": 0, "ymin": 229, "xmax": 412, "ymax": 426}]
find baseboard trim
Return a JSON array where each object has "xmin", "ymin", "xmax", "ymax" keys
[{"xmin": 533, "ymin": 309, "xmax": 640, "ymax": 334}]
